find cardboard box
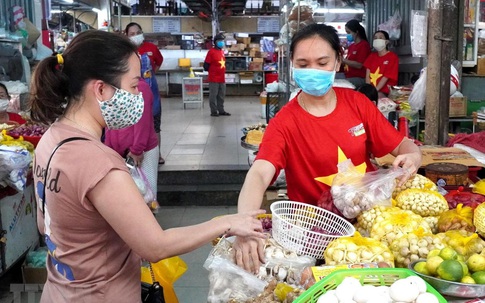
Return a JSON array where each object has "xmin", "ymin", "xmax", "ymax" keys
[
  {"xmin": 249, "ymin": 43, "xmax": 261, "ymax": 49},
  {"xmin": 253, "ymin": 57, "xmax": 264, "ymax": 63},
  {"xmin": 477, "ymin": 57, "xmax": 485, "ymax": 75},
  {"xmin": 165, "ymin": 45, "xmax": 181, "ymax": 50},
  {"xmin": 261, "ymin": 189, "xmax": 288, "ymax": 213},
  {"xmin": 449, "ymin": 96, "xmax": 467, "ymax": 117},
  {"xmin": 22, "ymin": 261, "xmax": 47, "ymax": 284},
  {"xmin": 248, "ymin": 62, "xmax": 263, "ymax": 71},
  {"xmin": 236, "ymin": 37, "xmax": 251, "ymax": 45}
]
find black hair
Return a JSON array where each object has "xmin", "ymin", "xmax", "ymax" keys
[
  {"xmin": 125, "ymin": 22, "xmax": 142, "ymax": 35},
  {"xmin": 345, "ymin": 19, "xmax": 368, "ymax": 42},
  {"xmin": 29, "ymin": 30, "xmax": 138, "ymax": 125},
  {"xmin": 0, "ymin": 83, "xmax": 9, "ymax": 99},
  {"xmin": 290, "ymin": 23, "xmax": 343, "ymax": 62},
  {"xmin": 214, "ymin": 33, "xmax": 225, "ymax": 43},
  {"xmin": 356, "ymin": 83, "xmax": 378, "ymax": 103}
]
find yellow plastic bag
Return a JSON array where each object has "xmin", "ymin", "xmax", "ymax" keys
[
  {"xmin": 141, "ymin": 256, "xmax": 188, "ymax": 303},
  {"xmin": 436, "ymin": 230, "xmax": 485, "ymax": 259},
  {"xmin": 437, "ymin": 203, "xmax": 475, "ymax": 233}
]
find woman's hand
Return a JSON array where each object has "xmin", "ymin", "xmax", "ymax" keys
[
  {"xmin": 224, "ymin": 210, "xmax": 267, "ymax": 238},
  {"xmin": 392, "ymin": 152, "xmax": 421, "ymax": 186},
  {"xmin": 127, "ymin": 151, "xmax": 144, "ymax": 166},
  {"xmin": 232, "ymin": 235, "xmax": 266, "ymax": 274}
]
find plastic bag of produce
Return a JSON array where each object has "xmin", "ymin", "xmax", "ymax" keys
[
  {"xmin": 331, "ymin": 159, "xmax": 405, "ymax": 219},
  {"xmin": 356, "ymin": 205, "xmax": 401, "ymax": 237},
  {"xmin": 0, "ymin": 145, "xmax": 31, "ymax": 191},
  {"xmin": 436, "ymin": 230, "xmax": 485, "ymax": 259},
  {"xmin": 371, "ymin": 209, "xmax": 432, "ymax": 246},
  {"xmin": 126, "ymin": 159, "xmax": 158, "ymax": 211},
  {"xmin": 204, "ymin": 238, "xmax": 267, "ymax": 303},
  {"xmin": 392, "ymin": 173, "xmax": 437, "ymax": 198},
  {"xmin": 437, "ymin": 204, "xmax": 475, "ymax": 233},
  {"xmin": 395, "ymin": 188, "xmax": 449, "ymax": 217},
  {"xmin": 324, "ymin": 232, "xmax": 394, "ymax": 267},
  {"xmin": 445, "ymin": 186, "xmax": 485, "ymax": 209},
  {"xmin": 390, "ymin": 227, "xmax": 445, "ymax": 268}
]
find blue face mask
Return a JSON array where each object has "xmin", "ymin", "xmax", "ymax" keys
[
  {"xmin": 346, "ymin": 33, "xmax": 354, "ymax": 43},
  {"xmin": 292, "ymin": 67, "xmax": 336, "ymax": 96},
  {"xmin": 216, "ymin": 41, "xmax": 224, "ymax": 48}
]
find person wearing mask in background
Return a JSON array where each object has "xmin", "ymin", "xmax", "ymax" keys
[
  {"xmin": 125, "ymin": 22, "xmax": 166, "ymax": 165},
  {"xmin": 204, "ymin": 33, "xmax": 231, "ymax": 117},
  {"xmin": 231, "ymin": 24, "xmax": 421, "ymax": 273},
  {"xmin": 342, "ymin": 19, "xmax": 370, "ymax": 87},
  {"xmin": 104, "ymin": 76, "xmax": 160, "ymax": 202},
  {"xmin": 29, "ymin": 30, "xmax": 266, "ymax": 302},
  {"xmin": 0, "ymin": 83, "xmax": 25, "ymax": 124},
  {"xmin": 364, "ymin": 30, "xmax": 399, "ymax": 98}
]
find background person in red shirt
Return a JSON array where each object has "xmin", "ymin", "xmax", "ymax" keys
[
  {"xmin": 342, "ymin": 19, "xmax": 370, "ymax": 87},
  {"xmin": 204, "ymin": 33, "xmax": 231, "ymax": 117},
  {"xmin": 363, "ymin": 30, "xmax": 399, "ymax": 98},
  {"xmin": 0, "ymin": 82, "xmax": 25, "ymax": 124}
]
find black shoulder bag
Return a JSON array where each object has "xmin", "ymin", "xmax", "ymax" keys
[{"xmin": 41, "ymin": 137, "xmax": 89, "ymax": 216}]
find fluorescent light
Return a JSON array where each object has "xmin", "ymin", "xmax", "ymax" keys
[
  {"xmin": 51, "ymin": 9, "xmax": 62, "ymax": 13},
  {"xmin": 63, "ymin": 0, "xmax": 73, "ymax": 3},
  {"xmin": 315, "ymin": 8, "xmax": 365, "ymax": 14},
  {"xmin": 92, "ymin": 7, "xmax": 101, "ymax": 13}
]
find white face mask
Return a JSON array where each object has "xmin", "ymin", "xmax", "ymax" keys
[
  {"xmin": 130, "ymin": 34, "xmax": 144, "ymax": 46},
  {"xmin": 0, "ymin": 99, "xmax": 9, "ymax": 112},
  {"xmin": 373, "ymin": 39, "xmax": 387, "ymax": 52}
]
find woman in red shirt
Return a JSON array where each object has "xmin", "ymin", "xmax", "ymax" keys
[
  {"xmin": 342, "ymin": 19, "xmax": 371, "ymax": 87},
  {"xmin": 364, "ymin": 30, "xmax": 399, "ymax": 98},
  {"xmin": 0, "ymin": 83, "xmax": 25, "ymax": 124}
]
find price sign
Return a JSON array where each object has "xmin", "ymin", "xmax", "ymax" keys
[
  {"xmin": 153, "ymin": 17, "xmax": 181, "ymax": 33},
  {"xmin": 257, "ymin": 17, "xmax": 280, "ymax": 33}
]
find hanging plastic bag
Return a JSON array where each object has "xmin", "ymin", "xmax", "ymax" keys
[
  {"xmin": 141, "ymin": 256, "xmax": 188, "ymax": 303},
  {"xmin": 126, "ymin": 159, "xmax": 159, "ymax": 211},
  {"xmin": 408, "ymin": 68, "xmax": 427, "ymax": 110},
  {"xmin": 378, "ymin": 5, "xmax": 402, "ymax": 40},
  {"xmin": 331, "ymin": 159, "xmax": 405, "ymax": 219}
]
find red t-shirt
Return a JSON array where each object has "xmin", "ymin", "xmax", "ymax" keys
[
  {"xmin": 204, "ymin": 48, "xmax": 226, "ymax": 83},
  {"xmin": 8, "ymin": 112, "xmax": 26, "ymax": 124},
  {"xmin": 344, "ymin": 40, "xmax": 371, "ymax": 79},
  {"xmin": 363, "ymin": 51, "xmax": 399, "ymax": 95},
  {"xmin": 256, "ymin": 88, "xmax": 403, "ymax": 207},
  {"xmin": 138, "ymin": 41, "xmax": 164, "ymax": 71}
]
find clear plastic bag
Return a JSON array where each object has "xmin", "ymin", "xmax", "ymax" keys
[
  {"xmin": 331, "ymin": 159, "xmax": 405, "ymax": 219},
  {"xmin": 378, "ymin": 6, "xmax": 402, "ymax": 40},
  {"xmin": 0, "ymin": 146, "xmax": 31, "ymax": 191},
  {"xmin": 126, "ymin": 159, "xmax": 159, "ymax": 211},
  {"xmin": 408, "ymin": 68, "xmax": 427, "ymax": 110}
]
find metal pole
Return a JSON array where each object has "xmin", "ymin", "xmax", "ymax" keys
[
  {"xmin": 424, "ymin": 0, "xmax": 442, "ymax": 145},
  {"xmin": 438, "ymin": 0, "xmax": 456, "ymax": 145},
  {"xmin": 211, "ymin": 0, "xmax": 217, "ymax": 37}
]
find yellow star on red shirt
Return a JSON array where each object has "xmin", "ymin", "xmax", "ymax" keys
[
  {"xmin": 219, "ymin": 58, "xmax": 225, "ymax": 68},
  {"xmin": 314, "ymin": 147, "xmax": 367, "ymax": 186},
  {"xmin": 369, "ymin": 66, "xmax": 382, "ymax": 86}
]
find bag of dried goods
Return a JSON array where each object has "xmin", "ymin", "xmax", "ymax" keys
[
  {"xmin": 356, "ymin": 205, "xmax": 401, "ymax": 237},
  {"xmin": 392, "ymin": 174, "xmax": 437, "ymax": 198},
  {"xmin": 371, "ymin": 209, "xmax": 431, "ymax": 246},
  {"xmin": 331, "ymin": 159, "xmax": 405, "ymax": 219},
  {"xmin": 436, "ymin": 230, "xmax": 485, "ymax": 259},
  {"xmin": 423, "ymin": 216, "xmax": 439, "ymax": 234},
  {"xmin": 395, "ymin": 188, "xmax": 449, "ymax": 217},
  {"xmin": 390, "ymin": 227, "xmax": 446, "ymax": 268},
  {"xmin": 437, "ymin": 204, "xmax": 475, "ymax": 233},
  {"xmin": 324, "ymin": 232, "xmax": 394, "ymax": 267}
]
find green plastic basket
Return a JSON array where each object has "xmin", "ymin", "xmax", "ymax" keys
[{"xmin": 294, "ymin": 268, "xmax": 447, "ymax": 303}]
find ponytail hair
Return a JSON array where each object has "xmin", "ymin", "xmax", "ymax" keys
[
  {"xmin": 29, "ymin": 30, "xmax": 138, "ymax": 124},
  {"xmin": 345, "ymin": 19, "xmax": 368, "ymax": 42}
]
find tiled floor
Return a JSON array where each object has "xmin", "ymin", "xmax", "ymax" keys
[{"xmin": 0, "ymin": 95, "xmax": 264, "ymax": 303}]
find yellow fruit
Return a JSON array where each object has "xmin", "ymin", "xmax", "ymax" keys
[
  {"xmin": 440, "ymin": 247, "xmax": 458, "ymax": 260},
  {"xmin": 467, "ymin": 254, "xmax": 485, "ymax": 272},
  {"xmin": 428, "ymin": 249, "xmax": 441, "ymax": 258},
  {"xmin": 437, "ymin": 260, "xmax": 464, "ymax": 282},
  {"xmin": 461, "ymin": 276, "xmax": 476, "ymax": 284},
  {"xmin": 472, "ymin": 271, "xmax": 485, "ymax": 284},
  {"xmin": 427, "ymin": 256, "xmax": 444, "ymax": 276},
  {"xmin": 457, "ymin": 254, "xmax": 465, "ymax": 262},
  {"xmin": 414, "ymin": 261, "xmax": 430, "ymax": 275}
]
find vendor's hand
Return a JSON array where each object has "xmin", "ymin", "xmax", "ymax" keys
[
  {"xmin": 127, "ymin": 152, "xmax": 143, "ymax": 166},
  {"xmin": 392, "ymin": 152, "xmax": 421, "ymax": 186},
  {"xmin": 232, "ymin": 235, "xmax": 266, "ymax": 274}
]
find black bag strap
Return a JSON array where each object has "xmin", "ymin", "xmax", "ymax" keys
[{"xmin": 41, "ymin": 137, "xmax": 89, "ymax": 216}]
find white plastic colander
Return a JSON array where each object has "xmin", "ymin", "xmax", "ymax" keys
[{"xmin": 270, "ymin": 201, "xmax": 355, "ymax": 259}]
